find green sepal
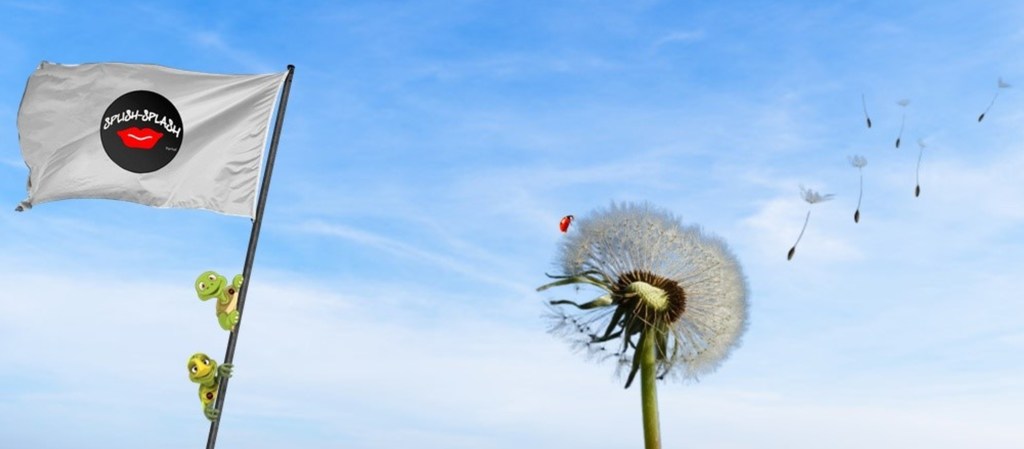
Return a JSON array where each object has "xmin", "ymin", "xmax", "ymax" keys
[
  {"xmin": 655, "ymin": 328, "xmax": 669, "ymax": 378},
  {"xmin": 589, "ymin": 329, "xmax": 622, "ymax": 344},
  {"xmin": 598, "ymin": 306, "xmax": 625, "ymax": 340},
  {"xmin": 537, "ymin": 272, "xmax": 612, "ymax": 293},
  {"xmin": 549, "ymin": 294, "xmax": 613, "ymax": 310},
  {"xmin": 543, "ymin": 270, "xmax": 610, "ymax": 282},
  {"xmin": 624, "ymin": 340, "xmax": 643, "ymax": 389}
]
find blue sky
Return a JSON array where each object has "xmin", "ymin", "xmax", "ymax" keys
[{"xmin": 1, "ymin": 1, "xmax": 1022, "ymax": 448}]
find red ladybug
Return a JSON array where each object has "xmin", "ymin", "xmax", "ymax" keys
[{"xmin": 559, "ymin": 215, "xmax": 574, "ymax": 233}]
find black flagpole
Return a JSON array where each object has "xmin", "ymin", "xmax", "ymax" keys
[{"xmin": 206, "ymin": 64, "xmax": 295, "ymax": 449}]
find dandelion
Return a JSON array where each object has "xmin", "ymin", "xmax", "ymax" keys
[
  {"xmin": 978, "ymin": 77, "xmax": 1011, "ymax": 122},
  {"xmin": 538, "ymin": 202, "xmax": 749, "ymax": 449},
  {"xmin": 861, "ymin": 93, "xmax": 872, "ymax": 128},
  {"xmin": 848, "ymin": 155, "xmax": 867, "ymax": 223},
  {"xmin": 788, "ymin": 185, "xmax": 834, "ymax": 260},
  {"xmin": 915, "ymin": 139, "xmax": 926, "ymax": 197},
  {"xmin": 895, "ymin": 99, "xmax": 910, "ymax": 148}
]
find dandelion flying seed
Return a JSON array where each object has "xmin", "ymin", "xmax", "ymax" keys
[
  {"xmin": 538, "ymin": 202, "xmax": 749, "ymax": 449},
  {"xmin": 895, "ymin": 99, "xmax": 910, "ymax": 148},
  {"xmin": 788, "ymin": 185, "xmax": 834, "ymax": 260},
  {"xmin": 848, "ymin": 155, "xmax": 867, "ymax": 223},
  {"xmin": 861, "ymin": 93, "xmax": 872, "ymax": 128},
  {"xmin": 915, "ymin": 139, "xmax": 926, "ymax": 197},
  {"xmin": 978, "ymin": 77, "xmax": 1011, "ymax": 122},
  {"xmin": 800, "ymin": 186, "xmax": 835, "ymax": 204}
]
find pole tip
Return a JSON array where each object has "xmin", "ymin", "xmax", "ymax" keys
[{"xmin": 287, "ymin": 64, "xmax": 295, "ymax": 71}]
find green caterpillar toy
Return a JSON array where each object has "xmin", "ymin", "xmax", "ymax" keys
[
  {"xmin": 187, "ymin": 352, "xmax": 233, "ymax": 421},
  {"xmin": 195, "ymin": 271, "xmax": 243, "ymax": 331}
]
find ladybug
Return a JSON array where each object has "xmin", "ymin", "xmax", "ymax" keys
[{"xmin": 559, "ymin": 215, "xmax": 574, "ymax": 233}]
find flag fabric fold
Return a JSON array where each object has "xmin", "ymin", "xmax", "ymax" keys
[{"xmin": 16, "ymin": 62, "xmax": 287, "ymax": 218}]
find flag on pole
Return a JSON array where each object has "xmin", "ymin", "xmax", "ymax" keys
[{"xmin": 15, "ymin": 62, "xmax": 288, "ymax": 218}]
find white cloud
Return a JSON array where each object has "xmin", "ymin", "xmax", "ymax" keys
[
  {"xmin": 653, "ymin": 29, "xmax": 706, "ymax": 49},
  {"xmin": 188, "ymin": 31, "xmax": 277, "ymax": 74},
  {"xmin": 2, "ymin": 251, "xmax": 1021, "ymax": 448},
  {"xmin": 739, "ymin": 190, "xmax": 864, "ymax": 265},
  {"xmin": 1, "ymin": 158, "xmax": 25, "ymax": 169},
  {"xmin": 3, "ymin": 2, "xmax": 1024, "ymax": 448},
  {"xmin": 293, "ymin": 219, "xmax": 534, "ymax": 295},
  {"xmin": 2, "ymin": 1, "xmax": 63, "ymax": 13}
]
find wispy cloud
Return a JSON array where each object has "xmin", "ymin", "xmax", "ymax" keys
[
  {"xmin": 1, "ymin": 0, "xmax": 63, "ymax": 13},
  {"xmin": 4, "ymin": 1, "xmax": 1024, "ymax": 448},
  {"xmin": 189, "ymin": 31, "xmax": 277, "ymax": 74},
  {"xmin": 294, "ymin": 220, "xmax": 533, "ymax": 295},
  {"xmin": 740, "ymin": 187, "xmax": 863, "ymax": 264},
  {"xmin": 126, "ymin": 3, "xmax": 279, "ymax": 73},
  {"xmin": 1, "ymin": 158, "xmax": 24, "ymax": 169},
  {"xmin": 652, "ymin": 29, "xmax": 706, "ymax": 49},
  {"xmin": 3, "ymin": 265, "xmax": 1019, "ymax": 449}
]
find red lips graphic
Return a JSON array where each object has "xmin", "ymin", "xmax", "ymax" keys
[{"xmin": 116, "ymin": 127, "xmax": 164, "ymax": 150}]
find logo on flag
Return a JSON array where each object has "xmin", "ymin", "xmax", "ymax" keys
[{"xmin": 100, "ymin": 90, "xmax": 184, "ymax": 173}]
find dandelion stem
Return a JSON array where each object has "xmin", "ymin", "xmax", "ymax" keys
[
  {"xmin": 861, "ymin": 93, "xmax": 872, "ymax": 128},
  {"xmin": 896, "ymin": 114, "xmax": 905, "ymax": 148},
  {"xmin": 857, "ymin": 170, "xmax": 863, "ymax": 209},
  {"xmin": 980, "ymin": 90, "xmax": 1000, "ymax": 122},
  {"xmin": 915, "ymin": 146, "xmax": 924, "ymax": 197},
  {"xmin": 916, "ymin": 150, "xmax": 923, "ymax": 184},
  {"xmin": 639, "ymin": 329, "xmax": 662, "ymax": 449},
  {"xmin": 790, "ymin": 210, "xmax": 811, "ymax": 256}
]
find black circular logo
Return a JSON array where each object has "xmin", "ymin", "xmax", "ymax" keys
[{"xmin": 100, "ymin": 91, "xmax": 184, "ymax": 173}]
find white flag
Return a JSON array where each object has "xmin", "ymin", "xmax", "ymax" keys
[{"xmin": 16, "ymin": 62, "xmax": 287, "ymax": 218}]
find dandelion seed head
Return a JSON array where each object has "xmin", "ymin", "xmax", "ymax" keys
[
  {"xmin": 543, "ymin": 201, "xmax": 750, "ymax": 382},
  {"xmin": 799, "ymin": 185, "xmax": 835, "ymax": 204},
  {"xmin": 848, "ymin": 155, "xmax": 867, "ymax": 168}
]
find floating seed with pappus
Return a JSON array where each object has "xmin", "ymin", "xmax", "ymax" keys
[
  {"xmin": 979, "ymin": 77, "xmax": 1011, "ymax": 122},
  {"xmin": 788, "ymin": 186, "xmax": 834, "ymax": 260},
  {"xmin": 849, "ymin": 155, "xmax": 867, "ymax": 223},
  {"xmin": 895, "ymin": 99, "xmax": 910, "ymax": 149}
]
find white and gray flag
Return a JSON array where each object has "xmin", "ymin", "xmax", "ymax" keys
[{"xmin": 16, "ymin": 62, "xmax": 287, "ymax": 218}]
